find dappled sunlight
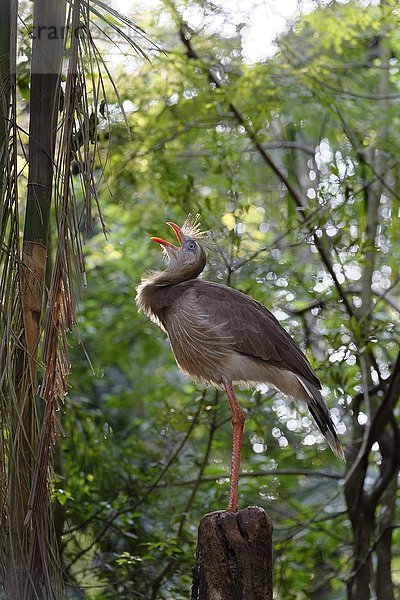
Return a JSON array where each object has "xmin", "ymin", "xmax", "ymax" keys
[{"xmin": 2, "ymin": 0, "xmax": 399, "ymax": 597}]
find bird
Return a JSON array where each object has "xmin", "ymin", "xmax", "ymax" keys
[{"xmin": 136, "ymin": 215, "xmax": 345, "ymax": 512}]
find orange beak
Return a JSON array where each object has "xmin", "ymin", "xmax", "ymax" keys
[{"xmin": 151, "ymin": 222, "xmax": 183, "ymax": 248}]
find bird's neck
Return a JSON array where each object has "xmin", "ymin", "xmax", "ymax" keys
[
  {"xmin": 149, "ymin": 256, "xmax": 207, "ymax": 286},
  {"xmin": 149, "ymin": 266, "xmax": 198, "ymax": 287}
]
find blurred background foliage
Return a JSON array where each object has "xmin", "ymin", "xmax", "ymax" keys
[{"xmin": 13, "ymin": 0, "xmax": 400, "ymax": 597}]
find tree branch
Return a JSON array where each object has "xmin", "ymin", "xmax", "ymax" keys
[
  {"xmin": 150, "ymin": 389, "xmax": 220, "ymax": 600},
  {"xmin": 176, "ymin": 23, "xmax": 355, "ymax": 317}
]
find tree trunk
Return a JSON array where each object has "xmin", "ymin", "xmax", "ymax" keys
[
  {"xmin": 346, "ymin": 503, "xmax": 374, "ymax": 600},
  {"xmin": 191, "ymin": 507, "xmax": 273, "ymax": 600},
  {"xmin": 376, "ymin": 468, "xmax": 397, "ymax": 599},
  {"xmin": 5, "ymin": 0, "xmax": 66, "ymax": 597}
]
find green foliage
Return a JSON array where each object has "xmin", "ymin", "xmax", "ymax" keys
[{"xmin": 50, "ymin": 1, "xmax": 400, "ymax": 598}]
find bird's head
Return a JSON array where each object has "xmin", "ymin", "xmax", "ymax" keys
[{"xmin": 151, "ymin": 215, "xmax": 207, "ymax": 282}]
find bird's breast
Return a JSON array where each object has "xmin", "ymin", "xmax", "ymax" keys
[{"xmin": 165, "ymin": 299, "xmax": 234, "ymax": 384}]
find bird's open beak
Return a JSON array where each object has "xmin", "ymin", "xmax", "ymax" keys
[{"xmin": 150, "ymin": 222, "xmax": 183, "ymax": 249}]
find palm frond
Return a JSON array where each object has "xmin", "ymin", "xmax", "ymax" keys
[
  {"xmin": 1, "ymin": 0, "xmax": 151, "ymax": 596},
  {"xmin": 0, "ymin": 0, "xmax": 23, "ymax": 586}
]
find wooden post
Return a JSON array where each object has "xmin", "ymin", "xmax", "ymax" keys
[{"xmin": 191, "ymin": 506, "xmax": 273, "ymax": 600}]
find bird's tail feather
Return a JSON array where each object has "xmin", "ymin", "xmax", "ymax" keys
[{"xmin": 297, "ymin": 376, "xmax": 345, "ymax": 462}]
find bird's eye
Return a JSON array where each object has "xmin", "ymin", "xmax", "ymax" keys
[{"xmin": 186, "ymin": 241, "xmax": 197, "ymax": 252}]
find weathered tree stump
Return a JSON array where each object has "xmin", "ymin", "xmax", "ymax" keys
[{"xmin": 191, "ymin": 506, "xmax": 273, "ymax": 600}]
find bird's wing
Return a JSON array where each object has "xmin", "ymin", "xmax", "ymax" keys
[{"xmin": 190, "ymin": 280, "xmax": 321, "ymax": 389}]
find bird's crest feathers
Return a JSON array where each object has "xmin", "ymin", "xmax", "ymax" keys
[{"xmin": 181, "ymin": 214, "xmax": 208, "ymax": 240}]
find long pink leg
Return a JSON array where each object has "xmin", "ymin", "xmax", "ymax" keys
[{"xmin": 223, "ymin": 378, "xmax": 245, "ymax": 512}]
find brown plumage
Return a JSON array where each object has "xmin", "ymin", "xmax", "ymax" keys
[{"xmin": 137, "ymin": 215, "xmax": 345, "ymax": 511}]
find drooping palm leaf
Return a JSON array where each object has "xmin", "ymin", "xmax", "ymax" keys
[
  {"xmin": 0, "ymin": 0, "xmax": 151, "ymax": 596},
  {"xmin": 0, "ymin": 0, "xmax": 24, "ymax": 589}
]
